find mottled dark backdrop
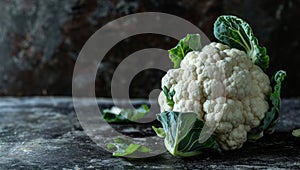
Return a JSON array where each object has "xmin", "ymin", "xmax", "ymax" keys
[{"xmin": 0, "ymin": 0, "xmax": 299, "ymax": 98}]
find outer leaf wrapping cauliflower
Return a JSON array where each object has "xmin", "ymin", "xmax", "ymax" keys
[{"xmin": 158, "ymin": 42, "xmax": 271, "ymax": 150}]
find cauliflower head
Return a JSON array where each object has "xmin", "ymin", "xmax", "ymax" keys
[{"xmin": 158, "ymin": 42, "xmax": 272, "ymax": 150}]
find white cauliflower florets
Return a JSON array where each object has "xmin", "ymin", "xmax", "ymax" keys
[{"xmin": 158, "ymin": 42, "xmax": 271, "ymax": 150}]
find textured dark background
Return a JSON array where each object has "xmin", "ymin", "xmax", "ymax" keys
[{"xmin": 0, "ymin": 0, "xmax": 299, "ymax": 98}]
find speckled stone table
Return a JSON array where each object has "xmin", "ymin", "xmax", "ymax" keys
[{"xmin": 0, "ymin": 97, "xmax": 299, "ymax": 169}]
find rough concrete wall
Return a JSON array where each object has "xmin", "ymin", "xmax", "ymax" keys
[{"xmin": 0, "ymin": 0, "xmax": 298, "ymax": 97}]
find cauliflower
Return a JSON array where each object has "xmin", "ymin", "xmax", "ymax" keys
[
  {"xmin": 158, "ymin": 42, "xmax": 271, "ymax": 150},
  {"xmin": 154, "ymin": 15, "xmax": 286, "ymax": 157}
]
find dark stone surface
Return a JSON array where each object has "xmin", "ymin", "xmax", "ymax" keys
[
  {"xmin": 0, "ymin": 97, "xmax": 299, "ymax": 169},
  {"xmin": 0, "ymin": 0, "xmax": 299, "ymax": 98}
]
